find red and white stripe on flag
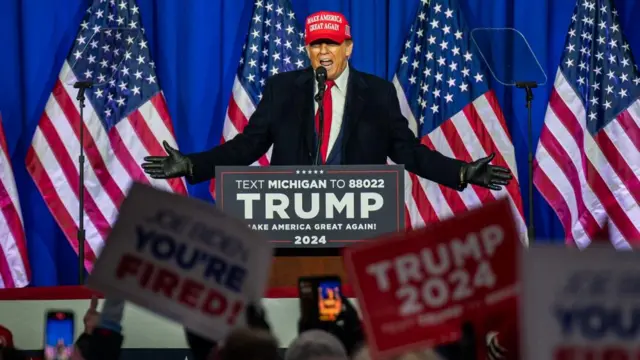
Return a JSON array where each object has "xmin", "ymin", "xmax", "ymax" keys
[
  {"xmin": 393, "ymin": 80, "xmax": 528, "ymax": 243},
  {"xmin": 26, "ymin": 1, "xmax": 187, "ymax": 272},
  {"xmin": 533, "ymin": 0, "xmax": 640, "ymax": 249},
  {"xmin": 26, "ymin": 66, "xmax": 187, "ymax": 273},
  {"xmin": 534, "ymin": 71, "xmax": 640, "ymax": 249},
  {"xmin": 0, "ymin": 113, "xmax": 31, "ymax": 288},
  {"xmin": 208, "ymin": 78, "xmax": 274, "ymax": 201},
  {"xmin": 209, "ymin": 0, "xmax": 310, "ymax": 199},
  {"xmin": 220, "ymin": 76, "xmax": 274, "ymax": 169}
]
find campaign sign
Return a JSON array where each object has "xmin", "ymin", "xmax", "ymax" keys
[
  {"xmin": 343, "ymin": 198, "xmax": 520, "ymax": 359},
  {"xmin": 87, "ymin": 183, "xmax": 273, "ymax": 342},
  {"xmin": 522, "ymin": 246, "xmax": 640, "ymax": 360},
  {"xmin": 215, "ymin": 165, "xmax": 404, "ymax": 248}
]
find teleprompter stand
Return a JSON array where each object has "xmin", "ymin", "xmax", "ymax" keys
[
  {"xmin": 470, "ymin": 27, "xmax": 548, "ymax": 244},
  {"xmin": 516, "ymin": 81, "xmax": 537, "ymax": 242}
]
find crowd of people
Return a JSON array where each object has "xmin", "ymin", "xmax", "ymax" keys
[{"xmin": 0, "ymin": 286, "xmax": 512, "ymax": 360}]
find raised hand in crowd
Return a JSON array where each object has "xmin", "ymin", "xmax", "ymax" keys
[
  {"xmin": 72, "ymin": 296, "xmax": 126, "ymax": 360},
  {"xmin": 72, "ymin": 297, "xmax": 101, "ymax": 360},
  {"xmin": 245, "ymin": 303, "xmax": 272, "ymax": 331},
  {"xmin": 297, "ymin": 296, "xmax": 364, "ymax": 357},
  {"xmin": 83, "ymin": 297, "xmax": 100, "ymax": 335}
]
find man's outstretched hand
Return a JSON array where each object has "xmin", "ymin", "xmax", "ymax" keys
[
  {"xmin": 141, "ymin": 141, "xmax": 192, "ymax": 179},
  {"xmin": 463, "ymin": 153, "xmax": 513, "ymax": 191}
]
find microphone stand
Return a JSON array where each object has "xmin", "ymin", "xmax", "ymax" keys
[
  {"xmin": 314, "ymin": 83, "xmax": 326, "ymax": 166},
  {"xmin": 516, "ymin": 81, "xmax": 537, "ymax": 244},
  {"xmin": 73, "ymin": 81, "xmax": 92, "ymax": 284}
]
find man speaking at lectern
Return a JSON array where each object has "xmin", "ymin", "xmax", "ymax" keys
[{"xmin": 141, "ymin": 11, "xmax": 512, "ymax": 192}]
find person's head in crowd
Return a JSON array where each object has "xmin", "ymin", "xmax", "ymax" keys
[
  {"xmin": 185, "ymin": 302, "xmax": 272, "ymax": 360},
  {"xmin": 351, "ymin": 344, "xmax": 370, "ymax": 360},
  {"xmin": 0, "ymin": 325, "xmax": 13, "ymax": 349},
  {"xmin": 352, "ymin": 345, "xmax": 444, "ymax": 360},
  {"xmin": 0, "ymin": 346, "xmax": 28, "ymax": 360},
  {"xmin": 69, "ymin": 347, "xmax": 86, "ymax": 360},
  {"xmin": 0, "ymin": 326, "xmax": 26, "ymax": 360},
  {"xmin": 285, "ymin": 329, "xmax": 348, "ymax": 360},
  {"xmin": 394, "ymin": 349, "xmax": 445, "ymax": 360},
  {"xmin": 216, "ymin": 327, "xmax": 278, "ymax": 360}
]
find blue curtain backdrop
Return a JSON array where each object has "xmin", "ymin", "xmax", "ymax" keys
[{"xmin": 0, "ymin": 0, "xmax": 639, "ymax": 286}]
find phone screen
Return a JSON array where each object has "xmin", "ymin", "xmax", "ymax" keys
[
  {"xmin": 44, "ymin": 311, "xmax": 74, "ymax": 360},
  {"xmin": 299, "ymin": 276, "xmax": 343, "ymax": 322},
  {"xmin": 317, "ymin": 279, "xmax": 342, "ymax": 322}
]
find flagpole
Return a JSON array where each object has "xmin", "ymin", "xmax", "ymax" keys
[{"xmin": 74, "ymin": 80, "xmax": 92, "ymax": 285}]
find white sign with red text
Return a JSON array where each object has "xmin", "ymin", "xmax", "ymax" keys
[
  {"xmin": 343, "ymin": 198, "xmax": 521, "ymax": 359},
  {"xmin": 522, "ymin": 246, "xmax": 640, "ymax": 360},
  {"xmin": 87, "ymin": 182, "xmax": 273, "ymax": 342}
]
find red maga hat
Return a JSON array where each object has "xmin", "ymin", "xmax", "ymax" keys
[{"xmin": 304, "ymin": 11, "xmax": 351, "ymax": 45}]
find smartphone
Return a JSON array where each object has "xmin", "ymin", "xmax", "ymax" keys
[
  {"xmin": 298, "ymin": 275, "xmax": 343, "ymax": 322},
  {"xmin": 44, "ymin": 310, "xmax": 75, "ymax": 360}
]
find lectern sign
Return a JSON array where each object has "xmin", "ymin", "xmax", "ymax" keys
[{"xmin": 215, "ymin": 165, "xmax": 405, "ymax": 248}]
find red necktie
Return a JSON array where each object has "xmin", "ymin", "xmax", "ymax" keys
[{"xmin": 315, "ymin": 79, "xmax": 335, "ymax": 164}]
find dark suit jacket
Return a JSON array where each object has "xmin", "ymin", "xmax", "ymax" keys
[{"xmin": 186, "ymin": 64, "xmax": 466, "ymax": 189}]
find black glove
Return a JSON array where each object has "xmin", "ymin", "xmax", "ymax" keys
[
  {"xmin": 141, "ymin": 141, "xmax": 192, "ymax": 179},
  {"xmin": 462, "ymin": 153, "xmax": 513, "ymax": 191}
]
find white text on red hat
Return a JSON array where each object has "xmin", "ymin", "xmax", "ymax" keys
[
  {"xmin": 306, "ymin": 14, "xmax": 344, "ymax": 24},
  {"xmin": 308, "ymin": 22, "xmax": 341, "ymax": 32}
]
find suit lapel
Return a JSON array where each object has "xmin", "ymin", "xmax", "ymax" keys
[
  {"xmin": 294, "ymin": 65, "xmax": 368, "ymax": 163},
  {"xmin": 341, "ymin": 67, "xmax": 368, "ymax": 151},
  {"xmin": 294, "ymin": 67, "xmax": 315, "ymax": 160}
]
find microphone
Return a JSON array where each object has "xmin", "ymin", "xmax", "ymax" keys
[
  {"xmin": 73, "ymin": 81, "xmax": 93, "ymax": 88},
  {"xmin": 315, "ymin": 66, "xmax": 327, "ymax": 102},
  {"xmin": 314, "ymin": 66, "xmax": 328, "ymax": 166},
  {"xmin": 73, "ymin": 81, "xmax": 93, "ymax": 102}
]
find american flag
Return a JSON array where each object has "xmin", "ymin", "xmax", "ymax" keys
[
  {"xmin": 209, "ymin": 0, "xmax": 309, "ymax": 198},
  {"xmin": 26, "ymin": 0, "xmax": 187, "ymax": 272},
  {"xmin": 533, "ymin": 0, "xmax": 640, "ymax": 249},
  {"xmin": 0, "ymin": 113, "xmax": 30, "ymax": 288},
  {"xmin": 393, "ymin": 0, "xmax": 526, "ymax": 239}
]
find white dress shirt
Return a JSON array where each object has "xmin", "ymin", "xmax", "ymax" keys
[{"xmin": 314, "ymin": 63, "xmax": 350, "ymax": 159}]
